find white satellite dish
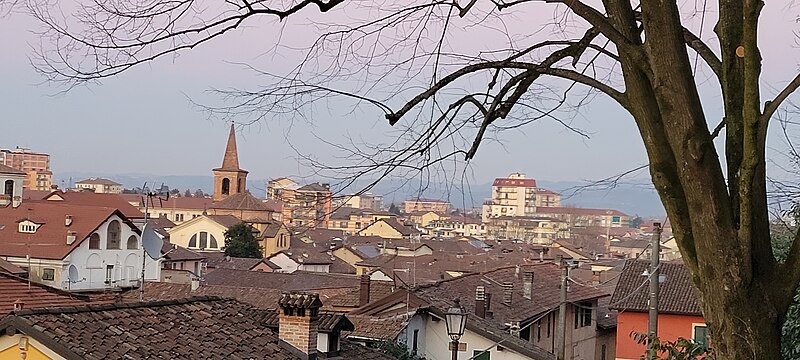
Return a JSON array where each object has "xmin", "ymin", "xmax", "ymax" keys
[{"xmin": 141, "ymin": 222, "xmax": 162, "ymax": 259}]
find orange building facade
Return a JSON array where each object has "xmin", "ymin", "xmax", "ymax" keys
[{"xmin": 615, "ymin": 312, "xmax": 706, "ymax": 360}]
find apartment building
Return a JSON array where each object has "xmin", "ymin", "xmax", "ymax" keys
[
  {"xmin": 402, "ymin": 198, "xmax": 450, "ymax": 214},
  {"xmin": 75, "ymin": 178, "xmax": 124, "ymax": 194},
  {"xmin": 481, "ymin": 172, "xmax": 563, "ymax": 221},
  {"xmin": 268, "ymin": 178, "xmax": 332, "ymax": 229},
  {"xmin": 0, "ymin": 147, "xmax": 53, "ymax": 191}
]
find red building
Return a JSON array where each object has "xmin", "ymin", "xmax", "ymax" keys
[{"xmin": 610, "ymin": 260, "xmax": 708, "ymax": 359}]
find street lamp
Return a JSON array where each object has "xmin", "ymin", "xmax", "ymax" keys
[{"xmin": 445, "ymin": 298, "xmax": 468, "ymax": 360}]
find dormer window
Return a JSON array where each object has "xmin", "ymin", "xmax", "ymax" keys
[{"xmin": 18, "ymin": 220, "xmax": 40, "ymax": 234}]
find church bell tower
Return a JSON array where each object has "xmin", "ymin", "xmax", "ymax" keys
[{"xmin": 212, "ymin": 124, "xmax": 249, "ymax": 202}]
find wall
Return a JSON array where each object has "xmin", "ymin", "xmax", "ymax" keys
[
  {"xmin": 615, "ymin": 312, "xmax": 705, "ymax": 360},
  {"xmin": 422, "ymin": 316, "xmax": 534, "ymax": 360},
  {"xmin": 0, "ymin": 334, "xmax": 64, "ymax": 360},
  {"xmin": 268, "ymin": 253, "xmax": 300, "ymax": 273},
  {"xmin": 168, "ymin": 217, "xmax": 228, "ymax": 251},
  {"xmin": 359, "ymin": 221, "xmax": 403, "ymax": 239},
  {"xmin": 63, "ymin": 214, "xmax": 160, "ymax": 291}
]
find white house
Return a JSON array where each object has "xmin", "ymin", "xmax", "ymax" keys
[
  {"xmin": 0, "ymin": 164, "xmax": 24, "ymax": 208},
  {"xmin": 0, "ymin": 201, "xmax": 160, "ymax": 291}
]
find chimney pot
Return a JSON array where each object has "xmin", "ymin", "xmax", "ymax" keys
[
  {"xmin": 278, "ymin": 292, "xmax": 321, "ymax": 360},
  {"xmin": 475, "ymin": 286, "xmax": 486, "ymax": 319},
  {"xmin": 359, "ymin": 274, "xmax": 371, "ymax": 307}
]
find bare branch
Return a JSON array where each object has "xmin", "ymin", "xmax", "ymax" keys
[{"xmin": 763, "ymin": 73, "xmax": 800, "ymax": 122}]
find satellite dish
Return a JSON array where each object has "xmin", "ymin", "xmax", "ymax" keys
[{"xmin": 141, "ymin": 222, "xmax": 162, "ymax": 259}]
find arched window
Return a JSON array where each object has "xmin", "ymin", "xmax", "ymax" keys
[
  {"xmin": 89, "ymin": 233, "xmax": 101, "ymax": 249},
  {"xmin": 189, "ymin": 231, "xmax": 218, "ymax": 249},
  {"xmin": 3, "ymin": 179, "xmax": 13, "ymax": 196},
  {"xmin": 107, "ymin": 220, "xmax": 121, "ymax": 249},
  {"xmin": 221, "ymin": 178, "xmax": 230, "ymax": 195},
  {"xmin": 189, "ymin": 234, "xmax": 198, "ymax": 248},
  {"xmin": 127, "ymin": 235, "xmax": 138, "ymax": 250}
]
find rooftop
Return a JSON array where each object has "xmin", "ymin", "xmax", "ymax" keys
[
  {"xmin": 1, "ymin": 297, "xmax": 292, "ymax": 359},
  {"xmin": 75, "ymin": 177, "xmax": 121, "ymax": 186},
  {"xmin": 0, "ymin": 202, "xmax": 136, "ymax": 260},
  {"xmin": 610, "ymin": 259, "xmax": 701, "ymax": 316},
  {"xmin": 0, "ymin": 272, "xmax": 103, "ymax": 313},
  {"xmin": 210, "ymin": 192, "xmax": 271, "ymax": 211}
]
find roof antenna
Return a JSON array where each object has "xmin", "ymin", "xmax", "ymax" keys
[{"xmin": 137, "ymin": 182, "xmax": 170, "ymax": 301}]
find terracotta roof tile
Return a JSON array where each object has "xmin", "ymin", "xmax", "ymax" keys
[
  {"xmin": 0, "ymin": 164, "xmax": 25, "ymax": 175},
  {"xmin": 204, "ymin": 268, "xmax": 364, "ymax": 290},
  {"xmin": 345, "ymin": 315, "xmax": 406, "ymax": 340},
  {"xmin": 0, "ymin": 272, "xmax": 112, "ymax": 313},
  {"xmin": 39, "ymin": 191, "xmax": 144, "ymax": 219},
  {"xmin": 75, "ymin": 177, "xmax": 121, "ymax": 186},
  {"xmin": 0, "ymin": 202, "xmax": 136, "ymax": 260},
  {"xmin": 4, "ymin": 297, "xmax": 297, "ymax": 359},
  {"xmin": 210, "ymin": 192, "xmax": 270, "ymax": 211},
  {"xmin": 610, "ymin": 259, "xmax": 701, "ymax": 315}
]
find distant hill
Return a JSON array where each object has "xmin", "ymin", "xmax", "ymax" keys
[{"xmin": 55, "ymin": 172, "xmax": 665, "ymax": 218}]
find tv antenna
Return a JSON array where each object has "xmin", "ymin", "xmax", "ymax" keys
[{"xmin": 138, "ymin": 182, "xmax": 170, "ymax": 301}]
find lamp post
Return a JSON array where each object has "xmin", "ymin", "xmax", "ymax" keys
[{"xmin": 445, "ymin": 298, "xmax": 468, "ymax": 360}]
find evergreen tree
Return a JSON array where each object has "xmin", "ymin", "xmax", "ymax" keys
[
  {"xmin": 184, "ymin": 189, "xmax": 192, "ymax": 197},
  {"xmin": 224, "ymin": 223, "xmax": 262, "ymax": 258},
  {"xmin": 388, "ymin": 203, "xmax": 400, "ymax": 215}
]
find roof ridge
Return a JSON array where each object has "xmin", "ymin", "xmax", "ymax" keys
[{"xmin": 14, "ymin": 295, "xmax": 229, "ymax": 316}]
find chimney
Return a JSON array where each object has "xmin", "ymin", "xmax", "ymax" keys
[
  {"xmin": 592, "ymin": 270, "xmax": 601, "ymax": 285},
  {"xmin": 278, "ymin": 292, "xmax": 321, "ymax": 360},
  {"xmin": 359, "ymin": 274, "xmax": 371, "ymax": 307},
  {"xmin": 13, "ymin": 300, "xmax": 23, "ymax": 312},
  {"xmin": 66, "ymin": 231, "xmax": 77, "ymax": 245},
  {"xmin": 523, "ymin": 271, "xmax": 533, "ymax": 300},
  {"xmin": 65, "ymin": 215, "xmax": 73, "ymax": 227},
  {"xmin": 502, "ymin": 282, "xmax": 513, "ymax": 305},
  {"xmin": 485, "ymin": 293, "xmax": 493, "ymax": 319},
  {"xmin": 475, "ymin": 286, "xmax": 486, "ymax": 319},
  {"xmin": 191, "ymin": 278, "xmax": 200, "ymax": 291},
  {"xmin": 539, "ymin": 249, "xmax": 544, "ymax": 262}
]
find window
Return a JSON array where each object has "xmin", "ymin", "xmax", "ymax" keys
[
  {"xmin": 574, "ymin": 302, "xmax": 592, "ymax": 328},
  {"xmin": 175, "ymin": 213, "xmax": 184, "ymax": 222},
  {"xmin": 42, "ymin": 268, "xmax": 55, "ymax": 281},
  {"xmin": 221, "ymin": 178, "xmax": 230, "ymax": 195},
  {"xmin": 107, "ymin": 220, "xmax": 121, "ymax": 249},
  {"xmin": 601, "ymin": 344, "xmax": 607, "ymax": 360},
  {"xmin": 537, "ymin": 320, "xmax": 542, "ymax": 341},
  {"xmin": 18, "ymin": 223, "xmax": 37, "ymax": 233},
  {"xmin": 693, "ymin": 324, "xmax": 709, "ymax": 349},
  {"xmin": 412, "ymin": 329, "xmax": 419, "ymax": 354},
  {"xmin": 89, "ymin": 233, "xmax": 101, "ymax": 249},
  {"xmin": 189, "ymin": 231, "xmax": 218, "ymax": 249},
  {"xmin": 105, "ymin": 265, "xmax": 114, "ymax": 284},
  {"xmin": 3, "ymin": 179, "xmax": 13, "ymax": 195},
  {"xmin": 473, "ymin": 350, "xmax": 490, "ymax": 360},
  {"xmin": 127, "ymin": 235, "xmax": 138, "ymax": 249}
]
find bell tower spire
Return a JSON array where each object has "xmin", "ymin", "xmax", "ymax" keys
[
  {"xmin": 212, "ymin": 123, "xmax": 249, "ymax": 202},
  {"xmin": 220, "ymin": 124, "xmax": 240, "ymax": 170}
]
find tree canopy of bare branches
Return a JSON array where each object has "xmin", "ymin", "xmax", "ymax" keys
[{"xmin": 25, "ymin": 0, "xmax": 800, "ymax": 357}]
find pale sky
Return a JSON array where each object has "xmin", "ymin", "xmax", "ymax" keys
[{"xmin": 1, "ymin": 1, "xmax": 799, "ymax": 192}]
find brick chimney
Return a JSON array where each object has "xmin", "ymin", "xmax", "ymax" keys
[
  {"xmin": 502, "ymin": 282, "xmax": 513, "ymax": 305},
  {"xmin": 485, "ymin": 293, "xmax": 493, "ymax": 319},
  {"xmin": 359, "ymin": 274, "xmax": 371, "ymax": 307},
  {"xmin": 523, "ymin": 271, "xmax": 534, "ymax": 300},
  {"xmin": 475, "ymin": 286, "xmax": 486, "ymax": 319},
  {"xmin": 278, "ymin": 292, "xmax": 322, "ymax": 360}
]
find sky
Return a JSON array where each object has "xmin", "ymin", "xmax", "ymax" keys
[{"xmin": 1, "ymin": 1, "xmax": 799, "ymax": 195}]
